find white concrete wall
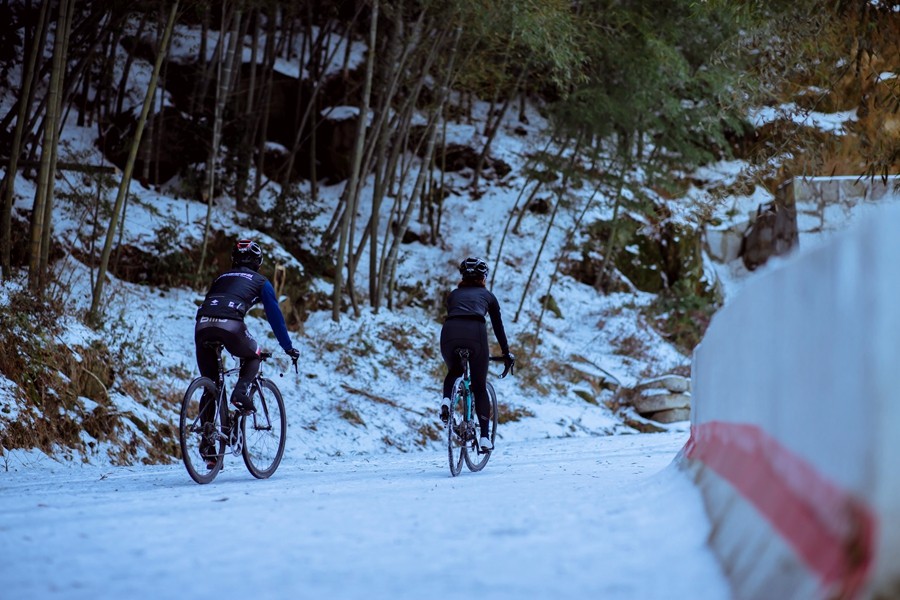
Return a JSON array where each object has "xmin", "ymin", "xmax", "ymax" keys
[{"xmin": 681, "ymin": 203, "xmax": 900, "ymax": 598}]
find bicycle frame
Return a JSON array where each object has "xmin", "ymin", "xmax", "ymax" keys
[
  {"xmin": 454, "ymin": 350, "xmax": 478, "ymax": 444},
  {"xmin": 181, "ymin": 343, "xmax": 293, "ymax": 484},
  {"xmin": 446, "ymin": 349, "xmax": 512, "ymax": 476},
  {"xmin": 194, "ymin": 347, "xmax": 276, "ymax": 459},
  {"xmin": 453, "ymin": 349, "xmax": 481, "ymax": 446}
]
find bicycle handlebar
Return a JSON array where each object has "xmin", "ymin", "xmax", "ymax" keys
[
  {"xmin": 259, "ymin": 351, "xmax": 299, "ymax": 376},
  {"xmin": 490, "ymin": 355, "xmax": 516, "ymax": 378}
]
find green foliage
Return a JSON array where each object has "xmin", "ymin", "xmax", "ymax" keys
[
  {"xmin": 450, "ymin": 0, "xmax": 585, "ymax": 95},
  {"xmin": 644, "ymin": 279, "xmax": 721, "ymax": 354},
  {"xmin": 548, "ymin": 0, "xmax": 761, "ymax": 167}
]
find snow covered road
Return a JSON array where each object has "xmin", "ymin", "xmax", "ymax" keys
[{"xmin": 0, "ymin": 432, "xmax": 729, "ymax": 599}]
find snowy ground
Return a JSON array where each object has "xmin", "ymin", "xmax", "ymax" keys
[{"xmin": 0, "ymin": 432, "xmax": 728, "ymax": 600}]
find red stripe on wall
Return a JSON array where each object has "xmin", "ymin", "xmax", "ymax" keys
[{"xmin": 684, "ymin": 421, "xmax": 876, "ymax": 599}]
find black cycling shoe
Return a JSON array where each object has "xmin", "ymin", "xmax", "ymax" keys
[
  {"xmin": 440, "ymin": 405, "xmax": 449, "ymax": 424},
  {"xmin": 231, "ymin": 397, "xmax": 256, "ymax": 414},
  {"xmin": 200, "ymin": 442, "xmax": 217, "ymax": 469},
  {"xmin": 231, "ymin": 382, "xmax": 255, "ymax": 414}
]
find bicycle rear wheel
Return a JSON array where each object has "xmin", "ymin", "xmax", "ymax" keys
[
  {"xmin": 242, "ymin": 379, "xmax": 287, "ymax": 479},
  {"xmin": 464, "ymin": 380, "xmax": 499, "ymax": 472},
  {"xmin": 179, "ymin": 377, "xmax": 225, "ymax": 484},
  {"xmin": 447, "ymin": 378, "xmax": 466, "ymax": 477}
]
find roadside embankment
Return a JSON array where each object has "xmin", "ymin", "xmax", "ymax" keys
[{"xmin": 680, "ymin": 203, "xmax": 900, "ymax": 599}]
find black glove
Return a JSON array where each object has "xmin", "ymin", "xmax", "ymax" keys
[
  {"xmin": 286, "ymin": 348, "xmax": 300, "ymax": 360},
  {"xmin": 503, "ymin": 352, "xmax": 515, "ymax": 375}
]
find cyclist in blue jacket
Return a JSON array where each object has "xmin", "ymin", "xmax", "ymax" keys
[
  {"xmin": 195, "ymin": 239, "xmax": 300, "ymax": 419},
  {"xmin": 440, "ymin": 257, "xmax": 514, "ymax": 451}
]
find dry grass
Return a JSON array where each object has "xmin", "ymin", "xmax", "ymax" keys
[
  {"xmin": 336, "ymin": 401, "xmax": 366, "ymax": 427},
  {"xmin": 497, "ymin": 403, "xmax": 535, "ymax": 424},
  {"xmin": 0, "ymin": 287, "xmax": 181, "ymax": 465}
]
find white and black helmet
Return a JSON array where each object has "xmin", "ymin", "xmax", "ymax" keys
[
  {"xmin": 459, "ymin": 256, "xmax": 489, "ymax": 280},
  {"xmin": 232, "ymin": 239, "xmax": 263, "ymax": 270}
]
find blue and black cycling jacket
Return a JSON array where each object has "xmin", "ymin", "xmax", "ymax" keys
[{"xmin": 196, "ymin": 267, "xmax": 293, "ymax": 351}]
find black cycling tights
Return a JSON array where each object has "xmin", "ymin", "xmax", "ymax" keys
[
  {"xmin": 440, "ymin": 319, "xmax": 490, "ymax": 438},
  {"xmin": 195, "ymin": 319, "xmax": 260, "ymax": 387}
]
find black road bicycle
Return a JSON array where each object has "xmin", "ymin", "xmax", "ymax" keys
[
  {"xmin": 179, "ymin": 341, "xmax": 297, "ymax": 484},
  {"xmin": 447, "ymin": 348, "xmax": 514, "ymax": 476}
]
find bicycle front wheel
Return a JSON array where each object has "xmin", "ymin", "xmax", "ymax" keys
[
  {"xmin": 179, "ymin": 377, "xmax": 224, "ymax": 484},
  {"xmin": 447, "ymin": 378, "xmax": 466, "ymax": 477},
  {"xmin": 464, "ymin": 380, "xmax": 499, "ymax": 472},
  {"xmin": 242, "ymin": 378, "xmax": 287, "ymax": 479}
]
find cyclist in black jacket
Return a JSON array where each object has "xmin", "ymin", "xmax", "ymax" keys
[
  {"xmin": 195, "ymin": 240, "xmax": 299, "ymax": 421},
  {"xmin": 440, "ymin": 257, "xmax": 514, "ymax": 451}
]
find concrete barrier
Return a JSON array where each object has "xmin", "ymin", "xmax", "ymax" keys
[{"xmin": 678, "ymin": 203, "xmax": 900, "ymax": 599}]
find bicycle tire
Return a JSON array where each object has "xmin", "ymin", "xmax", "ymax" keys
[
  {"xmin": 242, "ymin": 378, "xmax": 287, "ymax": 479},
  {"xmin": 447, "ymin": 378, "xmax": 466, "ymax": 477},
  {"xmin": 464, "ymin": 380, "xmax": 498, "ymax": 472},
  {"xmin": 179, "ymin": 377, "xmax": 225, "ymax": 484}
]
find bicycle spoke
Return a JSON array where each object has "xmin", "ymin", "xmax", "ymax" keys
[
  {"xmin": 179, "ymin": 377, "xmax": 224, "ymax": 484},
  {"xmin": 242, "ymin": 379, "xmax": 286, "ymax": 479},
  {"xmin": 447, "ymin": 379, "xmax": 466, "ymax": 476},
  {"xmin": 464, "ymin": 381, "xmax": 498, "ymax": 472}
]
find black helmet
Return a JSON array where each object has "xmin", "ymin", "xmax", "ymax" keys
[
  {"xmin": 459, "ymin": 256, "xmax": 489, "ymax": 280},
  {"xmin": 232, "ymin": 239, "xmax": 262, "ymax": 270}
]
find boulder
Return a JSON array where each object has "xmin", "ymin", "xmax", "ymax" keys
[
  {"xmin": 634, "ymin": 374, "xmax": 691, "ymax": 394},
  {"xmin": 632, "ymin": 391, "xmax": 691, "ymax": 414},
  {"xmin": 647, "ymin": 407, "xmax": 691, "ymax": 423}
]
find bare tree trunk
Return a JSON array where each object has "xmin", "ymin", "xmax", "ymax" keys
[
  {"xmin": 115, "ymin": 10, "xmax": 149, "ymax": 116},
  {"xmin": 332, "ymin": 0, "xmax": 379, "ymax": 322},
  {"xmin": 0, "ymin": 0, "xmax": 102, "ymax": 134},
  {"xmin": 278, "ymin": 12, "xmax": 356, "ymax": 192},
  {"xmin": 187, "ymin": 2, "xmax": 209, "ymax": 116},
  {"xmin": 1, "ymin": 0, "xmax": 50, "ymax": 278},
  {"xmin": 532, "ymin": 181, "xmax": 605, "ymax": 352},
  {"xmin": 596, "ymin": 157, "xmax": 633, "ymax": 293},
  {"xmin": 429, "ymin": 118, "xmax": 449, "ymax": 241},
  {"xmin": 488, "ymin": 136, "xmax": 561, "ymax": 289},
  {"xmin": 28, "ymin": 0, "xmax": 72, "ymax": 293},
  {"xmin": 234, "ymin": 5, "xmax": 259, "ymax": 211},
  {"xmin": 512, "ymin": 139, "xmax": 572, "ymax": 235},
  {"xmin": 383, "ymin": 114, "xmax": 440, "ymax": 310},
  {"xmin": 98, "ymin": 12, "xmax": 125, "ymax": 124},
  {"xmin": 472, "ymin": 65, "xmax": 529, "ymax": 191},
  {"xmin": 350, "ymin": 7, "xmax": 420, "ymax": 307},
  {"xmin": 513, "ymin": 137, "xmax": 582, "ymax": 323},
  {"xmin": 377, "ymin": 27, "xmax": 461, "ymax": 310},
  {"xmin": 38, "ymin": 0, "xmax": 76, "ymax": 290},
  {"xmin": 89, "ymin": 0, "xmax": 179, "ymax": 325},
  {"xmin": 253, "ymin": 9, "xmax": 277, "ymax": 194},
  {"xmin": 352, "ymin": 15, "xmax": 443, "ymax": 309},
  {"xmin": 198, "ymin": 6, "xmax": 242, "ymax": 276}
]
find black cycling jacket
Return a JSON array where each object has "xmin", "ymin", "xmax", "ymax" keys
[
  {"xmin": 196, "ymin": 267, "xmax": 293, "ymax": 351},
  {"xmin": 445, "ymin": 284, "xmax": 510, "ymax": 354}
]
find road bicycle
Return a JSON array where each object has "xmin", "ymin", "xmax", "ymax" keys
[
  {"xmin": 179, "ymin": 341, "xmax": 296, "ymax": 484},
  {"xmin": 447, "ymin": 348, "xmax": 514, "ymax": 476}
]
